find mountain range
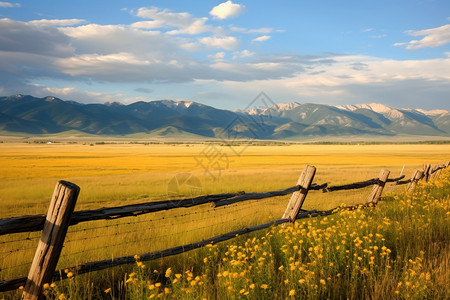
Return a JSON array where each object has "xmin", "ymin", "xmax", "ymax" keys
[{"xmin": 0, "ymin": 94, "xmax": 449, "ymax": 140}]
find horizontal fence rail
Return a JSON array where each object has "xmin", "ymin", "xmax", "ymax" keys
[
  {"xmin": 0, "ymin": 175, "xmax": 408, "ymax": 236},
  {"xmin": 0, "ymin": 160, "xmax": 448, "ymax": 296}
]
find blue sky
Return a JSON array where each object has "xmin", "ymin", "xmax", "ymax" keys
[{"xmin": 0, "ymin": 0, "xmax": 449, "ymax": 110}]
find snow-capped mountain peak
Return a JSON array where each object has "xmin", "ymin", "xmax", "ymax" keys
[
  {"xmin": 416, "ymin": 109, "xmax": 449, "ymax": 117},
  {"xmin": 246, "ymin": 102, "xmax": 300, "ymax": 115},
  {"xmin": 336, "ymin": 103, "xmax": 406, "ymax": 119},
  {"xmin": 274, "ymin": 102, "xmax": 301, "ymax": 111}
]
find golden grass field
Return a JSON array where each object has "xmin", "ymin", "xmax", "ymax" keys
[
  {"xmin": 1, "ymin": 142, "xmax": 449, "ymax": 215},
  {"xmin": 0, "ymin": 142, "xmax": 449, "ymax": 299}
]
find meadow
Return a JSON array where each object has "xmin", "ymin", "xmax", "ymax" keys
[{"xmin": 0, "ymin": 142, "xmax": 449, "ymax": 299}]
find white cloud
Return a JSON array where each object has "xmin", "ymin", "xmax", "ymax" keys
[
  {"xmin": 233, "ymin": 49, "xmax": 255, "ymax": 59},
  {"xmin": 252, "ymin": 35, "xmax": 271, "ymax": 42},
  {"xmin": 210, "ymin": 1, "xmax": 245, "ymax": 20},
  {"xmin": 128, "ymin": 20, "xmax": 163, "ymax": 29},
  {"xmin": 247, "ymin": 28, "xmax": 274, "ymax": 34},
  {"xmin": 1, "ymin": 9, "xmax": 449, "ymax": 110},
  {"xmin": 210, "ymin": 54, "xmax": 450, "ymax": 109},
  {"xmin": 394, "ymin": 24, "xmax": 450, "ymax": 49},
  {"xmin": 135, "ymin": 7, "xmax": 211, "ymax": 35},
  {"xmin": 0, "ymin": 2, "xmax": 20, "ymax": 8},
  {"xmin": 28, "ymin": 19, "xmax": 86, "ymax": 26},
  {"xmin": 59, "ymin": 24, "xmax": 177, "ymax": 56},
  {"xmin": 208, "ymin": 52, "xmax": 226, "ymax": 60},
  {"xmin": 200, "ymin": 36, "xmax": 239, "ymax": 50}
]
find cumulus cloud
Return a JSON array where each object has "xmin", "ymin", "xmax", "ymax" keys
[
  {"xmin": 252, "ymin": 35, "xmax": 271, "ymax": 42},
  {"xmin": 233, "ymin": 49, "xmax": 255, "ymax": 59},
  {"xmin": 394, "ymin": 24, "xmax": 450, "ymax": 49},
  {"xmin": 134, "ymin": 7, "xmax": 212, "ymax": 35},
  {"xmin": 210, "ymin": 1, "xmax": 245, "ymax": 20},
  {"xmin": 208, "ymin": 52, "xmax": 226, "ymax": 60},
  {"xmin": 215, "ymin": 55, "xmax": 450, "ymax": 109},
  {"xmin": 0, "ymin": 18, "xmax": 74, "ymax": 56},
  {"xmin": 1, "ymin": 6, "xmax": 449, "ymax": 110},
  {"xmin": 200, "ymin": 36, "xmax": 239, "ymax": 50}
]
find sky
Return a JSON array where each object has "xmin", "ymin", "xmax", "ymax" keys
[{"xmin": 0, "ymin": 0, "xmax": 449, "ymax": 110}]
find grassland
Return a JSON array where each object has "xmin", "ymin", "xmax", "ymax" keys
[{"xmin": 0, "ymin": 142, "xmax": 449, "ymax": 299}]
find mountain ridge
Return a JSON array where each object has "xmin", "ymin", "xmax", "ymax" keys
[{"xmin": 0, "ymin": 94, "xmax": 449, "ymax": 140}]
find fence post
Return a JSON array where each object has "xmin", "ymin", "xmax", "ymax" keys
[
  {"xmin": 406, "ymin": 170, "xmax": 423, "ymax": 192},
  {"xmin": 22, "ymin": 181, "xmax": 80, "ymax": 300},
  {"xmin": 423, "ymin": 164, "xmax": 431, "ymax": 182},
  {"xmin": 367, "ymin": 169, "xmax": 390, "ymax": 204},
  {"xmin": 282, "ymin": 165, "xmax": 316, "ymax": 222},
  {"xmin": 430, "ymin": 163, "xmax": 443, "ymax": 180}
]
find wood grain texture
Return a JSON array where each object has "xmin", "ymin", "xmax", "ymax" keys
[
  {"xmin": 367, "ymin": 169, "xmax": 390, "ymax": 204},
  {"xmin": 423, "ymin": 164, "xmax": 431, "ymax": 182},
  {"xmin": 0, "ymin": 192, "xmax": 242, "ymax": 236},
  {"xmin": 22, "ymin": 181, "xmax": 79, "ymax": 300},
  {"xmin": 407, "ymin": 170, "xmax": 424, "ymax": 192},
  {"xmin": 282, "ymin": 165, "xmax": 316, "ymax": 222}
]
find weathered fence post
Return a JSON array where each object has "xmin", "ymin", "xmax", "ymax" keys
[
  {"xmin": 282, "ymin": 165, "xmax": 316, "ymax": 222},
  {"xmin": 367, "ymin": 169, "xmax": 390, "ymax": 204},
  {"xmin": 22, "ymin": 181, "xmax": 80, "ymax": 300},
  {"xmin": 430, "ymin": 163, "xmax": 443, "ymax": 180},
  {"xmin": 406, "ymin": 170, "xmax": 424, "ymax": 192},
  {"xmin": 423, "ymin": 164, "xmax": 431, "ymax": 182}
]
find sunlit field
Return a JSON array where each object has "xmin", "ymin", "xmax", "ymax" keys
[{"xmin": 0, "ymin": 142, "xmax": 449, "ymax": 299}]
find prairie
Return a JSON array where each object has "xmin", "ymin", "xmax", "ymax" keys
[{"xmin": 0, "ymin": 142, "xmax": 449, "ymax": 299}]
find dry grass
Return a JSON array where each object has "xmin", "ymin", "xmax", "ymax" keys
[{"xmin": 0, "ymin": 142, "xmax": 448, "ymax": 299}]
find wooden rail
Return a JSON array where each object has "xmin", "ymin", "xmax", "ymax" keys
[{"xmin": 0, "ymin": 161, "xmax": 448, "ymax": 296}]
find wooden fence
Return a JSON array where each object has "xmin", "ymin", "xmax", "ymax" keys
[{"xmin": 0, "ymin": 161, "xmax": 449, "ymax": 299}]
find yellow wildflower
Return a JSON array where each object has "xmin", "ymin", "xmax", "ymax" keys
[{"xmin": 165, "ymin": 268, "xmax": 172, "ymax": 278}]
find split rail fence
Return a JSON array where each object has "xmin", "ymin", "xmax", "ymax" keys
[{"xmin": 0, "ymin": 161, "xmax": 449, "ymax": 299}]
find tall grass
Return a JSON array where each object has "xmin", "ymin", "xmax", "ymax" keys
[
  {"xmin": 0, "ymin": 143, "xmax": 449, "ymax": 299},
  {"xmin": 29, "ymin": 169, "xmax": 449, "ymax": 300}
]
